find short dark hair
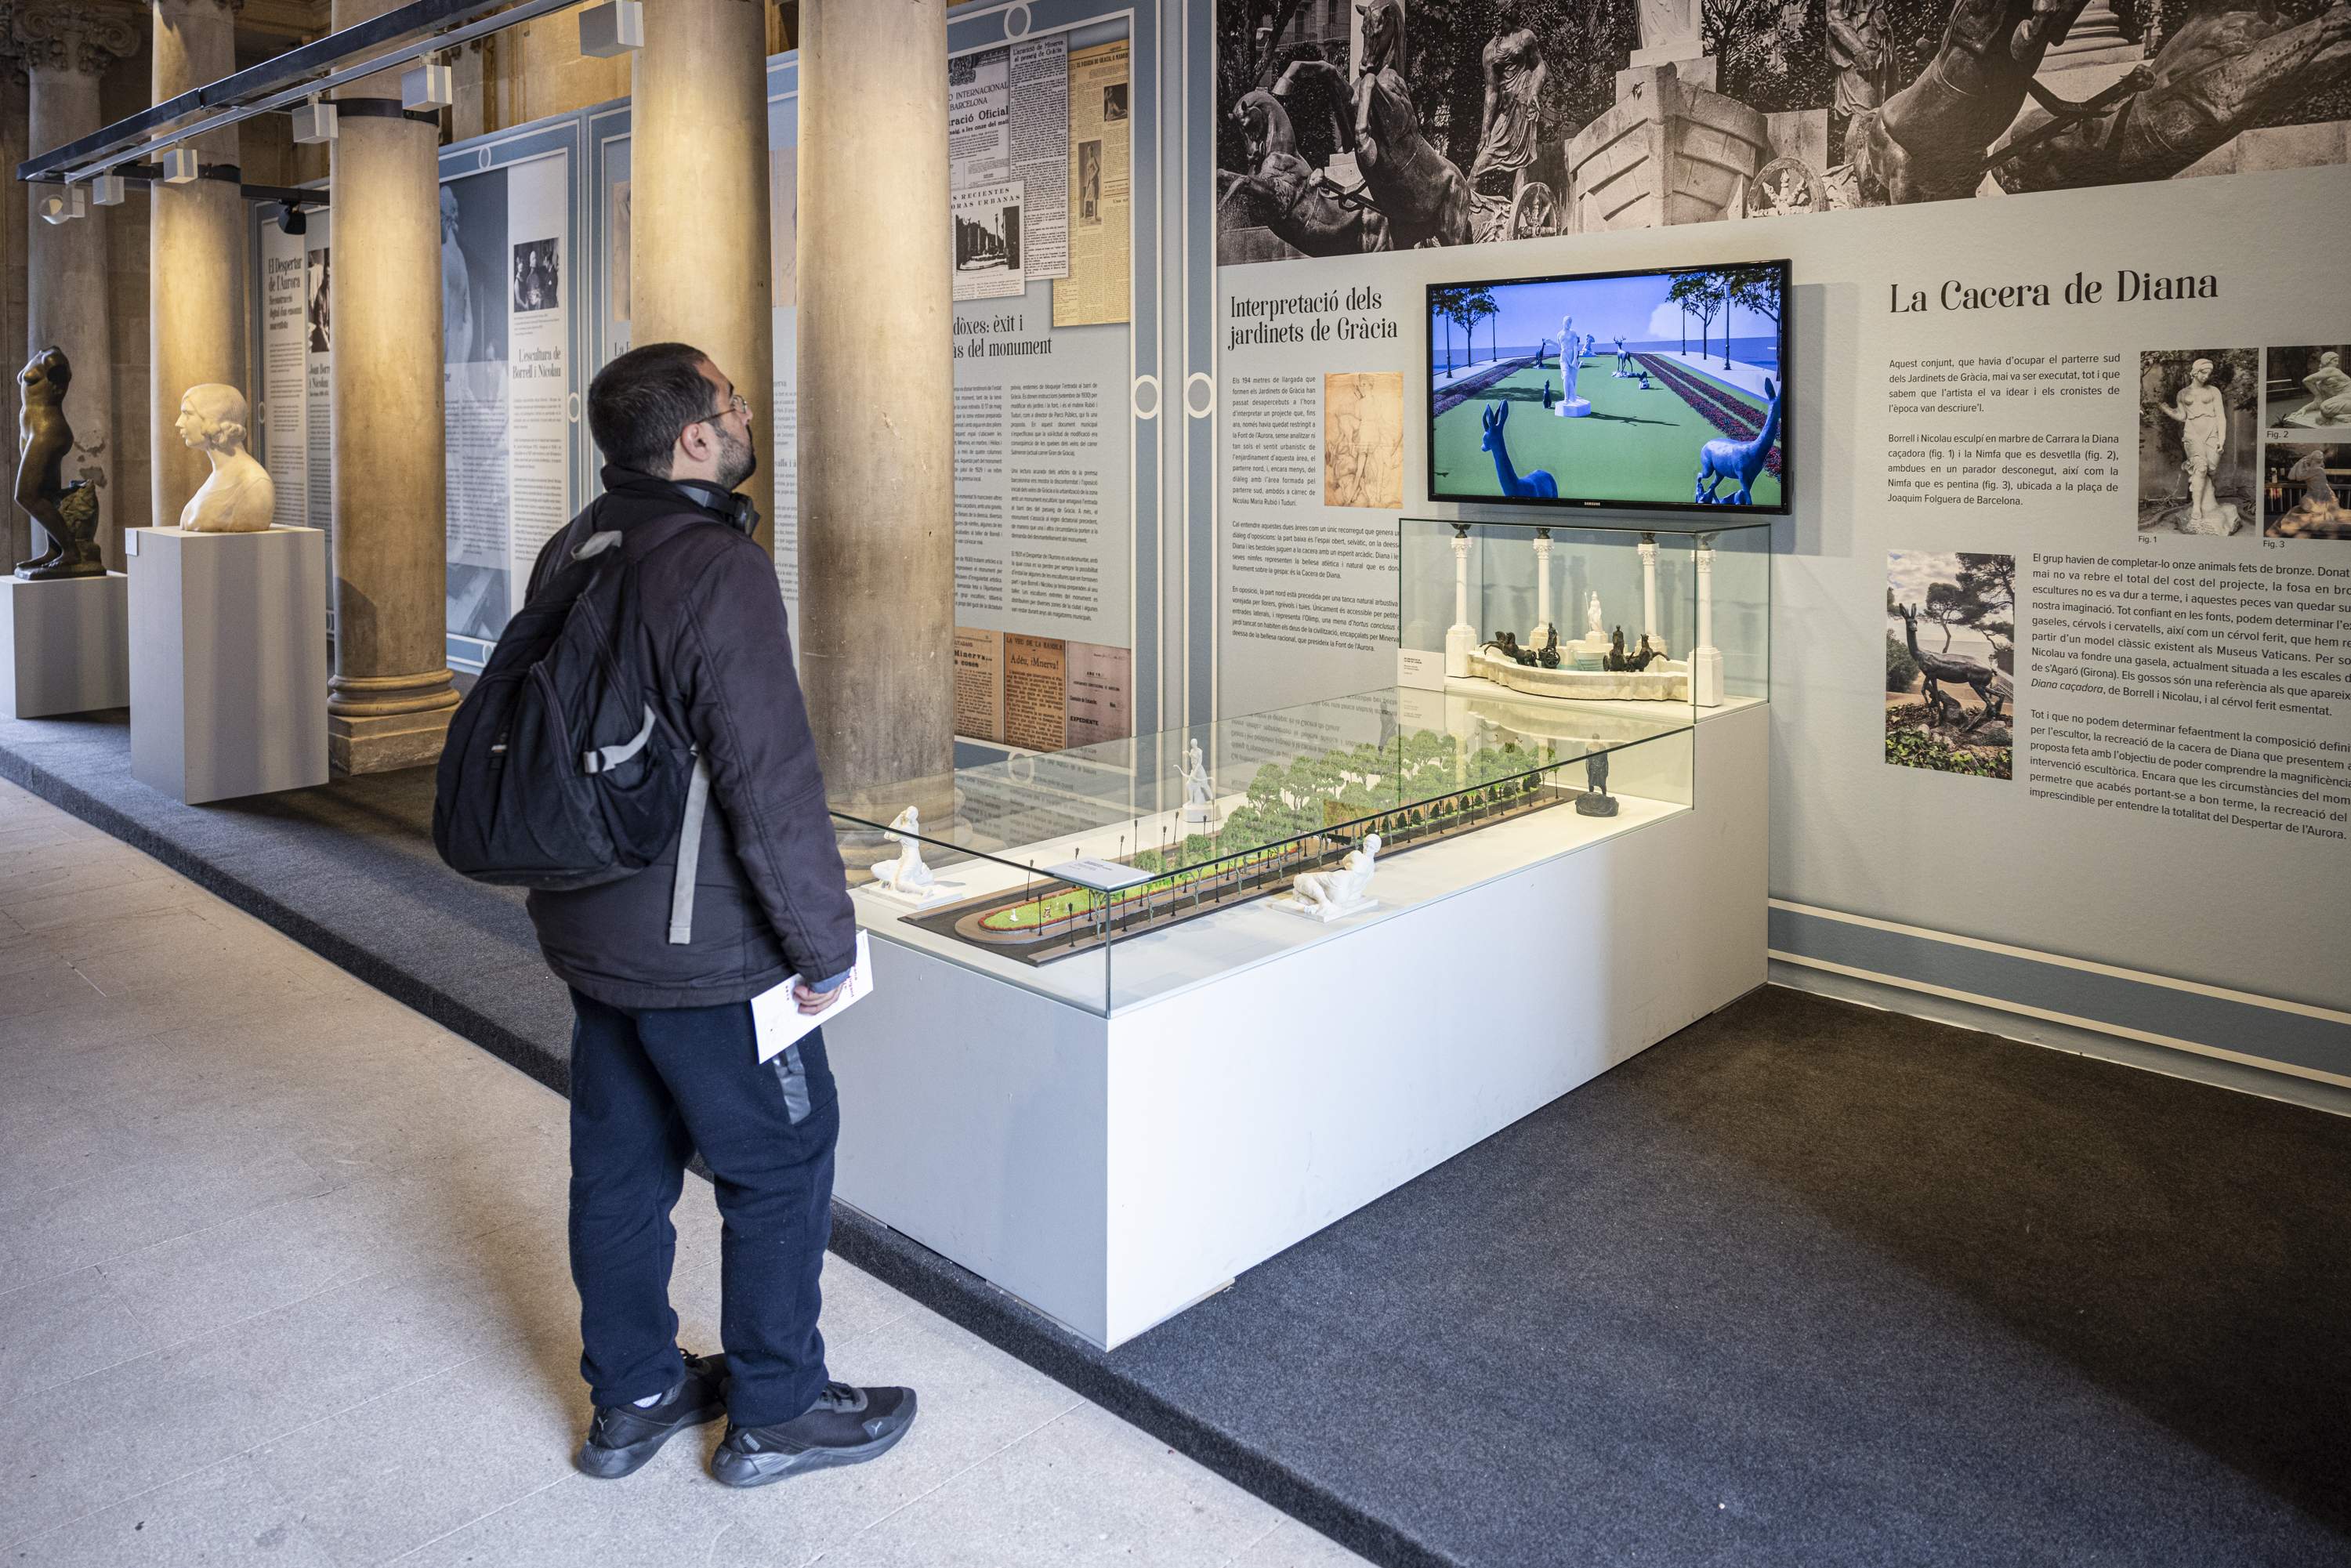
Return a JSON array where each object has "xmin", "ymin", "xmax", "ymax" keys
[{"xmin": 587, "ymin": 341, "xmax": 719, "ymax": 476}]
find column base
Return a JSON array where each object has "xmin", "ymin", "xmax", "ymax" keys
[
  {"xmin": 1692, "ymin": 646, "xmax": 1724, "ymax": 708},
  {"xmin": 328, "ymin": 703, "xmax": 457, "ymax": 774}
]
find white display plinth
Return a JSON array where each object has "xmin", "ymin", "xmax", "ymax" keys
[
  {"xmin": 127, "ymin": 527, "xmax": 328, "ymax": 804},
  {"xmin": 0, "ymin": 572, "xmax": 128, "ymax": 719},
  {"xmin": 826, "ymin": 704, "xmax": 1767, "ymax": 1349}
]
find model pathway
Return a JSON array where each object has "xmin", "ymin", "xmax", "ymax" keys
[{"xmin": 0, "ymin": 777, "xmax": 1365, "ymax": 1568}]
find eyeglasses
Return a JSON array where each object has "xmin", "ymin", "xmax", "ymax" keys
[{"xmin": 686, "ymin": 392, "xmax": 752, "ymax": 435}]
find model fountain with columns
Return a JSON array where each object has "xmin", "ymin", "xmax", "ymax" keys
[{"xmin": 1451, "ymin": 531, "xmax": 1722, "ymax": 706}]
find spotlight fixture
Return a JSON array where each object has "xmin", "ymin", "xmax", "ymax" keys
[
  {"xmin": 161, "ymin": 147, "xmax": 200, "ymax": 183},
  {"xmin": 290, "ymin": 97, "xmax": 339, "ymax": 144},
  {"xmin": 400, "ymin": 60, "xmax": 455, "ymax": 112},
  {"xmin": 578, "ymin": 0, "xmax": 644, "ymax": 56},
  {"xmin": 36, "ymin": 185, "xmax": 85, "ymax": 224},
  {"xmin": 274, "ymin": 202, "xmax": 307, "ymax": 237},
  {"xmin": 91, "ymin": 173, "xmax": 125, "ymax": 206}
]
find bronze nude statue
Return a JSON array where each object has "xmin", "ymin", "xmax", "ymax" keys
[{"xmin": 14, "ymin": 346, "xmax": 105, "ymax": 581}]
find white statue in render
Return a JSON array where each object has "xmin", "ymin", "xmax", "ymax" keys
[
  {"xmin": 1283, "ymin": 831, "xmax": 1380, "ymax": 922},
  {"xmin": 1559, "ymin": 316, "xmax": 1578, "ymax": 404},
  {"xmin": 1585, "ymin": 590, "xmax": 1605, "ymax": 641},
  {"xmin": 871, "ymin": 805, "xmax": 936, "ymax": 896},
  {"xmin": 2159, "ymin": 358, "xmax": 2238, "ymax": 534},
  {"xmin": 1179, "ymin": 739, "xmax": 1216, "ymax": 824},
  {"xmin": 174, "ymin": 384, "xmax": 274, "ymax": 533}
]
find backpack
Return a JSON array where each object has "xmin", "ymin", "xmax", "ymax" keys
[{"xmin": 432, "ymin": 510, "xmax": 715, "ymax": 944}]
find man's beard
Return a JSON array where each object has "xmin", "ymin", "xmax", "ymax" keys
[{"xmin": 714, "ymin": 423, "xmax": 759, "ymax": 492}]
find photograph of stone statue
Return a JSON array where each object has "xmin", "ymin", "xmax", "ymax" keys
[
  {"xmin": 13, "ymin": 347, "xmax": 105, "ymax": 581},
  {"xmin": 1104, "ymin": 81, "xmax": 1129, "ymax": 121},
  {"xmin": 1324, "ymin": 371, "xmax": 1406, "ymax": 508},
  {"xmin": 174, "ymin": 385, "xmax": 274, "ymax": 534},
  {"xmin": 306, "ymin": 248, "xmax": 331, "ymax": 354},
  {"xmin": 2138, "ymin": 348, "xmax": 2257, "ymax": 536},
  {"xmin": 2263, "ymin": 440, "xmax": 2351, "ymax": 538},
  {"xmin": 1886, "ymin": 551, "xmax": 2014, "ymax": 779},
  {"xmin": 1078, "ymin": 139, "xmax": 1103, "ymax": 224},
  {"xmin": 1212, "ymin": 0, "xmax": 2351, "ymax": 261},
  {"xmin": 511, "ymin": 237, "xmax": 560, "ymax": 313},
  {"xmin": 2263, "ymin": 344, "xmax": 2351, "ymax": 430},
  {"xmin": 440, "ymin": 169, "xmax": 514, "ymax": 646}
]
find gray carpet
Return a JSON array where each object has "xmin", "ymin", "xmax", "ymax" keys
[{"xmin": 6, "ymin": 710, "xmax": 2348, "ymax": 1568}]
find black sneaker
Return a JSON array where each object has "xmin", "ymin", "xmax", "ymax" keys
[
  {"xmin": 710, "ymin": 1382, "xmax": 918, "ymax": 1488},
  {"xmin": 574, "ymin": 1351, "xmax": 730, "ymax": 1479}
]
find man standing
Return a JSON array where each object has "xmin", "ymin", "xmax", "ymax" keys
[{"xmin": 525, "ymin": 340, "xmax": 916, "ymax": 1487}]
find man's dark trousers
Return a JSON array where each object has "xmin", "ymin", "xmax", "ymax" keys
[{"xmin": 567, "ymin": 989, "xmax": 838, "ymax": 1427}]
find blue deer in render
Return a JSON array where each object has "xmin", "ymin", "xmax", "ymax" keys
[
  {"xmin": 1481, "ymin": 403, "xmax": 1556, "ymax": 498},
  {"xmin": 1694, "ymin": 376, "xmax": 1782, "ymax": 505}
]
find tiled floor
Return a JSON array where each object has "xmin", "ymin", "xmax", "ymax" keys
[{"xmin": 0, "ymin": 780, "xmax": 1367, "ymax": 1568}]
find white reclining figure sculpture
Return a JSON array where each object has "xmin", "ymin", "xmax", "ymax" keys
[{"xmin": 1278, "ymin": 832, "xmax": 1381, "ymax": 923}]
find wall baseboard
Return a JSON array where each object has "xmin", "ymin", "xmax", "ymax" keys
[{"xmin": 1768, "ymin": 901, "xmax": 2351, "ymax": 1116}]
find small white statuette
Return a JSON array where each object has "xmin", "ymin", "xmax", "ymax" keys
[
  {"xmin": 175, "ymin": 384, "xmax": 275, "ymax": 534},
  {"xmin": 1179, "ymin": 738, "xmax": 1218, "ymax": 825},
  {"xmin": 869, "ymin": 806, "xmax": 958, "ymax": 906},
  {"xmin": 1276, "ymin": 832, "xmax": 1381, "ymax": 923}
]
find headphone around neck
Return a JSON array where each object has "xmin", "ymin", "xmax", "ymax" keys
[{"xmin": 668, "ymin": 478, "xmax": 759, "ymax": 537}]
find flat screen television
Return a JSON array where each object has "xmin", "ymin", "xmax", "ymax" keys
[{"xmin": 1427, "ymin": 261, "xmax": 1789, "ymax": 515}]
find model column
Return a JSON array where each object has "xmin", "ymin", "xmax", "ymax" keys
[
  {"xmin": 1445, "ymin": 525, "xmax": 1475, "ymax": 677},
  {"xmin": 798, "ymin": 0, "xmax": 956, "ymax": 797},
  {"xmin": 1529, "ymin": 527, "xmax": 1553, "ymax": 644},
  {"xmin": 1693, "ymin": 536, "xmax": 1722, "ymax": 708},
  {"xmin": 324, "ymin": 0, "xmax": 460, "ymax": 773},
  {"xmin": 150, "ymin": 0, "xmax": 246, "ymax": 530},
  {"xmin": 1638, "ymin": 532, "xmax": 1662, "ymax": 654},
  {"xmin": 19, "ymin": 9, "xmax": 138, "ymax": 567},
  {"xmin": 632, "ymin": 0, "xmax": 773, "ymax": 550}
]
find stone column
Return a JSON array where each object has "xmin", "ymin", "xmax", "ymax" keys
[
  {"xmin": 18, "ymin": 9, "xmax": 137, "ymax": 570},
  {"xmin": 150, "ymin": 0, "xmax": 246, "ymax": 533},
  {"xmin": 632, "ymin": 0, "xmax": 773, "ymax": 552},
  {"xmin": 797, "ymin": 0, "xmax": 955, "ymax": 798},
  {"xmin": 324, "ymin": 1, "xmax": 458, "ymax": 772}
]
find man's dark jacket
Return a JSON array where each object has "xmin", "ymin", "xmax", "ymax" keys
[{"xmin": 520, "ymin": 466, "xmax": 856, "ymax": 1009}]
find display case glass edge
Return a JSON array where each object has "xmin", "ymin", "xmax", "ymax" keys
[{"xmin": 828, "ymin": 685, "xmax": 1697, "ymax": 1017}]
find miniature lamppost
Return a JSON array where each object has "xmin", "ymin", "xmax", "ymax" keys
[
  {"xmin": 1638, "ymin": 532, "xmax": 1662, "ymax": 655},
  {"xmin": 1445, "ymin": 523, "xmax": 1476, "ymax": 678},
  {"xmin": 1530, "ymin": 527, "xmax": 1554, "ymax": 645},
  {"xmin": 1693, "ymin": 534, "xmax": 1723, "ymax": 708}
]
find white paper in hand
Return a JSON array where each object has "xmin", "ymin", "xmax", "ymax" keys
[{"xmin": 750, "ymin": 930, "xmax": 873, "ymax": 1063}]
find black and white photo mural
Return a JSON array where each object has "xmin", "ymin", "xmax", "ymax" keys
[{"xmin": 1214, "ymin": 0, "xmax": 2351, "ymax": 261}]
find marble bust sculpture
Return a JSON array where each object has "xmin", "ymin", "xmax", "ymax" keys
[{"xmin": 175, "ymin": 384, "xmax": 275, "ymax": 533}]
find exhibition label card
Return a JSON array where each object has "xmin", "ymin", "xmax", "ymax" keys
[
  {"xmin": 751, "ymin": 930, "xmax": 873, "ymax": 1064},
  {"xmin": 1046, "ymin": 856, "xmax": 1151, "ymax": 891}
]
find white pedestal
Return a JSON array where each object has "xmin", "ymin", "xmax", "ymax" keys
[
  {"xmin": 1444, "ymin": 624, "xmax": 1476, "ymax": 679},
  {"xmin": 127, "ymin": 527, "xmax": 328, "ymax": 804},
  {"xmin": 1692, "ymin": 645, "xmax": 1724, "ymax": 708},
  {"xmin": 0, "ymin": 573, "xmax": 129, "ymax": 719},
  {"xmin": 1552, "ymin": 397, "xmax": 1592, "ymax": 418},
  {"xmin": 826, "ymin": 705, "xmax": 1767, "ymax": 1348}
]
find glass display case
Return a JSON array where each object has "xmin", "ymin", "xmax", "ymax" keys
[
  {"xmin": 831, "ymin": 685, "xmax": 1694, "ymax": 1016},
  {"xmin": 1397, "ymin": 518, "xmax": 1770, "ymax": 714}
]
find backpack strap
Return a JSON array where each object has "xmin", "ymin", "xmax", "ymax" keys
[{"xmin": 667, "ymin": 755, "xmax": 712, "ymax": 945}]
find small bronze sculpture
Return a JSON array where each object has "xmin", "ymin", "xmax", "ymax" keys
[
  {"xmin": 1535, "ymin": 626, "xmax": 1560, "ymax": 669},
  {"xmin": 1604, "ymin": 627, "xmax": 1629, "ymax": 671},
  {"xmin": 1574, "ymin": 748, "xmax": 1617, "ymax": 817},
  {"xmin": 14, "ymin": 347, "xmax": 105, "ymax": 581}
]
